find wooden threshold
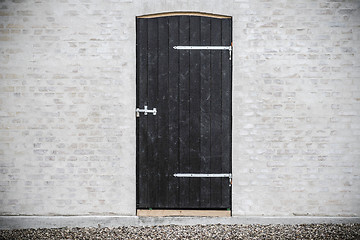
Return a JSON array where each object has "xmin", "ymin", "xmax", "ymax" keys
[
  {"xmin": 137, "ymin": 209, "xmax": 231, "ymax": 217},
  {"xmin": 137, "ymin": 12, "xmax": 231, "ymax": 19}
]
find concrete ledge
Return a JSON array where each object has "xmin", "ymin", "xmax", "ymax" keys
[{"xmin": 0, "ymin": 216, "xmax": 359, "ymax": 230}]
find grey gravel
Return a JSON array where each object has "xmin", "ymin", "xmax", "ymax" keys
[{"xmin": 0, "ymin": 224, "xmax": 359, "ymax": 240}]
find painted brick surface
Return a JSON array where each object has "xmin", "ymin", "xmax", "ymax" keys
[
  {"xmin": 230, "ymin": 0, "xmax": 360, "ymax": 217},
  {"xmin": 0, "ymin": 0, "xmax": 359, "ymax": 216},
  {"xmin": 0, "ymin": 0, "xmax": 136, "ymax": 215}
]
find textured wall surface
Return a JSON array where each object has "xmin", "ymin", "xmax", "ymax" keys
[
  {"xmin": 231, "ymin": 0, "xmax": 360, "ymax": 217},
  {"xmin": 0, "ymin": 0, "xmax": 359, "ymax": 216},
  {"xmin": 0, "ymin": 0, "xmax": 137, "ymax": 215}
]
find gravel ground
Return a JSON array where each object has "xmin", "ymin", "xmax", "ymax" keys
[{"xmin": 0, "ymin": 224, "xmax": 359, "ymax": 240}]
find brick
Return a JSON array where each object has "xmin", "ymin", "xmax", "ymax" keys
[{"xmin": 0, "ymin": 0, "xmax": 358, "ymax": 218}]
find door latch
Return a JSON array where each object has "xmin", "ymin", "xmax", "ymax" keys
[{"xmin": 136, "ymin": 106, "xmax": 157, "ymax": 117}]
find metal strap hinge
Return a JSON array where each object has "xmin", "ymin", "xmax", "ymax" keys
[
  {"xmin": 174, "ymin": 173, "xmax": 232, "ymax": 186},
  {"xmin": 173, "ymin": 44, "xmax": 233, "ymax": 60}
]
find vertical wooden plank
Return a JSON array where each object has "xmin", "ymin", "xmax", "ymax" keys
[
  {"xmin": 147, "ymin": 18, "xmax": 159, "ymax": 208},
  {"xmin": 136, "ymin": 18, "xmax": 149, "ymax": 208},
  {"xmin": 136, "ymin": 18, "xmax": 140, "ymax": 208},
  {"xmin": 168, "ymin": 16, "xmax": 180, "ymax": 208},
  {"xmin": 210, "ymin": 18, "xmax": 222, "ymax": 208},
  {"xmin": 178, "ymin": 16, "xmax": 190, "ymax": 208},
  {"xmin": 189, "ymin": 16, "xmax": 201, "ymax": 208},
  {"xmin": 221, "ymin": 18, "xmax": 232, "ymax": 208},
  {"xmin": 200, "ymin": 16, "xmax": 211, "ymax": 208},
  {"xmin": 157, "ymin": 17, "xmax": 169, "ymax": 208}
]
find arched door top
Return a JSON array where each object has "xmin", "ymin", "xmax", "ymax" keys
[{"xmin": 137, "ymin": 11, "xmax": 231, "ymax": 19}]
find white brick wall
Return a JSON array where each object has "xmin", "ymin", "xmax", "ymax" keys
[
  {"xmin": 231, "ymin": 0, "xmax": 360, "ymax": 216},
  {"xmin": 0, "ymin": 0, "xmax": 136, "ymax": 215},
  {"xmin": 0, "ymin": 0, "xmax": 359, "ymax": 216}
]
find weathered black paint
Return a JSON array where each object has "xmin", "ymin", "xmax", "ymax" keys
[{"xmin": 136, "ymin": 14, "xmax": 232, "ymax": 209}]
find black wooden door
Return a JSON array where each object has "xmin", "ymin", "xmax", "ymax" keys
[{"xmin": 136, "ymin": 13, "xmax": 232, "ymax": 209}]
